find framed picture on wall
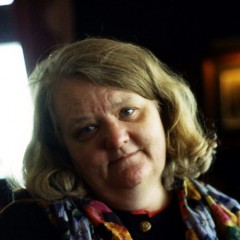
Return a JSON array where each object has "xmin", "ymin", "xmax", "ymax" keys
[{"xmin": 219, "ymin": 67, "xmax": 240, "ymax": 130}]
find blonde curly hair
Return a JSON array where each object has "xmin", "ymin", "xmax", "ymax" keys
[{"xmin": 23, "ymin": 38, "xmax": 217, "ymax": 200}]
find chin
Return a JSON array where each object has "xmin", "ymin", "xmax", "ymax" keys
[{"xmin": 112, "ymin": 164, "xmax": 150, "ymax": 189}]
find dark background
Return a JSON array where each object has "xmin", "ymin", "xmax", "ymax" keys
[
  {"xmin": 0, "ymin": 0, "xmax": 239, "ymax": 200},
  {"xmin": 74, "ymin": 0, "xmax": 240, "ymax": 86}
]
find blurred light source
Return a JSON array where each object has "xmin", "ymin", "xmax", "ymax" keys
[
  {"xmin": 219, "ymin": 68, "xmax": 240, "ymax": 130},
  {"xmin": 0, "ymin": 0, "xmax": 14, "ymax": 6},
  {"xmin": 0, "ymin": 42, "xmax": 33, "ymax": 185}
]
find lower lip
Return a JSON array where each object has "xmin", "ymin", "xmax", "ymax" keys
[
  {"xmin": 120, "ymin": 150, "xmax": 139, "ymax": 160},
  {"xmin": 111, "ymin": 151, "xmax": 140, "ymax": 167}
]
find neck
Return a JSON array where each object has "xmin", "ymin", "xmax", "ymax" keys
[{"xmin": 94, "ymin": 181, "xmax": 170, "ymax": 212}]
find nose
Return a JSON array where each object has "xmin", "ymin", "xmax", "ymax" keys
[{"xmin": 103, "ymin": 120, "xmax": 129, "ymax": 149}]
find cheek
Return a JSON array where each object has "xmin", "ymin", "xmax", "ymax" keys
[
  {"xmin": 63, "ymin": 142, "xmax": 88, "ymax": 169},
  {"xmin": 67, "ymin": 144, "xmax": 107, "ymax": 171},
  {"xmin": 140, "ymin": 114, "xmax": 165, "ymax": 143},
  {"xmin": 142, "ymin": 115, "xmax": 166, "ymax": 155}
]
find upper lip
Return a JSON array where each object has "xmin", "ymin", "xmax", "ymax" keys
[{"xmin": 112, "ymin": 150, "xmax": 139, "ymax": 162}]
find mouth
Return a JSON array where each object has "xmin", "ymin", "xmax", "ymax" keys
[{"xmin": 112, "ymin": 150, "xmax": 140, "ymax": 163}]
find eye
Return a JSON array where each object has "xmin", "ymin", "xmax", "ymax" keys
[
  {"xmin": 76, "ymin": 124, "xmax": 98, "ymax": 141},
  {"xmin": 119, "ymin": 107, "xmax": 135, "ymax": 117}
]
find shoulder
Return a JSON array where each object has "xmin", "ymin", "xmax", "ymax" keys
[
  {"xmin": 177, "ymin": 178, "xmax": 240, "ymax": 211},
  {"xmin": 0, "ymin": 197, "xmax": 60, "ymax": 240},
  {"xmin": 191, "ymin": 178, "xmax": 240, "ymax": 208},
  {"xmin": 0, "ymin": 179, "xmax": 13, "ymax": 211},
  {"xmin": 175, "ymin": 178, "xmax": 240, "ymax": 240}
]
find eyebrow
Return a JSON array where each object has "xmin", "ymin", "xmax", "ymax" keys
[
  {"xmin": 66, "ymin": 116, "xmax": 92, "ymax": 130},
  {"xmin": 66, "ymin": 97, "xmax": 136, "ymax": 129}
]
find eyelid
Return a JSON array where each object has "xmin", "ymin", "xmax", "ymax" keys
[
  {"xmin": 119, "ymin": 107, "xmax": 137, "ymax": 118},
  {"xmin": 75, "ymin": 124, "xmax": 99, "ymax": 141}
]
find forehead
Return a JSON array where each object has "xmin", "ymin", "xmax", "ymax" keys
[
  {"xmin": 54, "ymin": 77, "xmax": 135, "ymax": 101},
  {"xmin": 52, "ymin": 77, "xmax": 145, "ymax": 116}
]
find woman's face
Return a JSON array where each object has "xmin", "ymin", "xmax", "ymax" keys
[{"xmin": 53, "ymin": 77, "xmax": 166, "ymax": 197}]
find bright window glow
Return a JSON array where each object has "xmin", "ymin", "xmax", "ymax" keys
[
  {"xmin": 0, "ymin": 42, "xmax": 33, "ymax": 185},
  {"xmin": 0, "ymin": 0, "xmax": 14, "ymax": 6}
]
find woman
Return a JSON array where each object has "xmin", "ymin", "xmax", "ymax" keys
[{"xmin": 0, "ymin": 38, "xmax": 239, "ymax": 240}]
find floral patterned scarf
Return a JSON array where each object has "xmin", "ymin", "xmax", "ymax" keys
[{"xmin": 37, "ymin": 178, "xmax": 240, "ymax": 240}]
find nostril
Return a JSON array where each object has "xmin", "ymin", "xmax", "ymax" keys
[{"xmin": 104, "ymin": 122, "xmax": 129, "ymax": 149}]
